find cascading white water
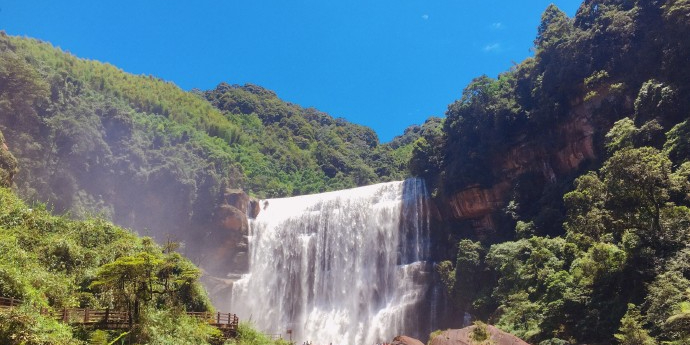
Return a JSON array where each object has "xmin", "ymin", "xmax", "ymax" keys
[{"xmin": 231, "ymin": 179, "xmax": 433, "ymax": 345}]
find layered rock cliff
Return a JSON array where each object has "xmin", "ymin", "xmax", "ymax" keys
[
  {"xmin": 201, "ymin": 188, "xmax": 261, "ymax": 276},
  {"xmin": 431, "ymin": 86, "xmax": 633, "ymax": 244}
]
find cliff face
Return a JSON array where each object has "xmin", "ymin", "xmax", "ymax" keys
[
  {"xmin": 202, "ymin": 188, "xmax": 261, "ymax": 276},
  {"xmin": 435, "ymin": 90, "xmax": 626, "ymax": 237},
  {"xmin": 415, "ymin": 0, "xmax": 690, "ymax": 245}
]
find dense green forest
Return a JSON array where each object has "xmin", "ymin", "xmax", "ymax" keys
[
  {"xmin": 424, "ymin": 1, "xmax": 690, "ymax": 344},
  {"xmin": 0, "ymin": 31, "xmax": 413, "ymax": 203},
  {"xmin": 0, "ymin": 31, "xmax": 419, "ymax": 275},
  {"xmin": 0, "ymin": 149, "xmax": 216, "ymax": 343}
]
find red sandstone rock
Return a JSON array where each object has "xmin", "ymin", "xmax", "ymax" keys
[
  {"xmin": 438, "ymin": 94, "xmax": 603, "ymax": 233},
  {"xmin": 224, "ymin": 188, "xmax": 250, "ymax": 214},
  {"xmin": 204, "ymin": 189, "xmax": 254, "ymax": 274},
  {"xmin": 429, "ymin": 325, "xmax": 529, "ymax": 345},
  {"xmin": 248, "ymin": 197, "xmax": 261, "ymax": 218},
  {"xmin": 392, "ymin": 335, "xmax": 424, "ymax": 345},
  {"xmin": 217, "ymin": 204, "xmax": 248, "ymax": 235}
]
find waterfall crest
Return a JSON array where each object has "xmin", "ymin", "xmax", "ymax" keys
[{"xmin": 231, "ymin": 179, "xmax": 433, "ymax": 345}]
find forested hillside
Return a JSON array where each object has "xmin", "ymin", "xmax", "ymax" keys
[
  {"xmin": 0, "ymin": 32, "xmax": 418, "ymax": 275},
  {"xmin": 0, "ymin": 153, "xmax": 291, "ymax": 344},
  {"xmin": 0, "ymin": 166, "xmax": 219, "ymax": 343},
  {"xmin": 422, "ymin": 1, "xmax": 690, "ymax": 344}
]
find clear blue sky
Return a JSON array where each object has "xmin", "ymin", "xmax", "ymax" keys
[{"xmin": 2, "ymin": 0, "xmax": 582, "ymax": 142}]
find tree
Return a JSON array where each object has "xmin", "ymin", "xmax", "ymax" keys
[
  {"xmin": 614, "ymin": 304, "xmax": 656, "ymax": 345},
  {"xmin": 535, "ymin": 4, "xmax": 572, "ymax": 50},
  {"xmin": 454, "ymin": 240, "xmax": 491, "ymax": 316},
  {"xmin": 0, "ymin": 130, "xmax": 17, "ymax": 187},
  {"xmin": 664, "ymin": 120, "xmax": 690, "ymax": 164},
  {"xmin": 602, "ymin": 147, "xmax": 689, "ymax": 262},
  {"xmin": 469, "ymin": 321, "xmax": 493, "ymax": 345},
  {"xmin": 662, "ymin": 0, "xmax": 690, "ymax": 31},
  {"xmin": 563, "ymin": 172, "xmax": 611, "ymax": 247},
  {"xmin": 605, "ymin": 118, "xmax": 638, "ymax": 154},
  {"xmin": 645, "ymin": 272, "xmax": 690, "ymax": 340},
  {"xmin": 664, "ymin": 289, "xmax": 690, "ymax": 345},
  {"xmin": 90, "ymin": 252, "xmax": 163, "ymax": 324},
  {"xmin": 0, "ymin": 51, "xmax": 49, "ymax": 134}
]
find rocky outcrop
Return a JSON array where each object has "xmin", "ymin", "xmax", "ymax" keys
[
  {"xmin": 391, "ymin": 335, "xmax": 425, "ymax": 345},
  {"xmin": 428, "ymin": 326, "xmax": 529, "ymax": 345},
  {"xmin": 443, "ymin": 182, "xmax": 511, "ymax": 220},
  {"xmin": 437, "ymin": 93, "xmax": 612, "ymax": 234},
  {"xmin": 203, "ymin": 188, "xmax": 260, "ymax": 276}
]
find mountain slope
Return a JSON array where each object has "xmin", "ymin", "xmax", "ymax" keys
[
  {"xmin": 414, "ymin": 0, "xmax": 690, "ymax": 240},
  {"xmin": 0, "ymin": 32, "xmax": 419, "ymax": 275},
  {"xmin": 0, "ymin": 181, "xmax": 218, "ymax": 344},
  {"xmin": 422, "ymin": 1, "xmax": 690, "ymax": 344}
]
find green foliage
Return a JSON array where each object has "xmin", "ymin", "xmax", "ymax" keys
[
  {"xmin": 664, "ymin": 119, "xmax": 690, "ymax": 164},
  {"xmin": 0, "ymin": 306, "xmax": 81, "ymax": 345},
  {"xmin": 0, "ymin": 187, "xmax": 215, "ymax": 343},
  {"xmin": 662, "ymin": 0, "xmax": 690, "ymax": 30},
  {"xmin": 454, "ymin": 120, "xmax": 690, "ymax": 344},
  {"xmin": 644, "ymin": 272, "xmax": 690, "ymax": 340},
  {"xmin": 134, "ymin": 308, "xmax": 221, "ymax": 345},
  {"xmin": 606, "ymin": 118, "xmax": 639, "ymax": 153},
  {"xmin": 227, "ymin": 322, "xmax": 289, "ymax": 345},
  {"xmin": 486, "ymin": 237, "xmax": 577, "ymax": 342},
  {"xmin": 439, "ymin": 73, "xmax": 526, "ymax": 191},
  {"xmin": 454, "ymin": 240, "xmax": 492, "ymax": 316},
  {"xmin": 469, "ymin": 321, "xmax": 492, "ymax": 345},
  {"xmin": 204, "ymin": 83, "xmax": 411, "ymax": 196},
  {"xmin": 535, "ymin": 4, "xmax": 572, "ymax": 50},
  {"xmin": 0, "ymin": 34, "xmax": 414, "ymax": 274},
  {"xmin": 663, "ymin": 289, "xmax": 690, "ymax": 345},
  {"xmin": 413, "ymin": 0, "xmax": 690, "ymax": 240},
  {"xmin": 634, "ymin": 80, "xmax": 680, "ymax": 126},
  {"xmin": 0, "ymin": 130, "xmax": 18, "ymax": 187},
  {"xmin": 614, "ymin": 304, "xmax": 656, "ymax": 345},
  {"xmin": 435, "ymin": 240, "xmax": 496, "ymax": 318},
  {"xmin": 409, "ymin": 117, "xmax": 444, "ymax": 190},
  {"xmin": 427, "ymin": 329, "xmax": 445, "ymax": 345},
  {"xmin": 90, "ymin": 250, "xmax": 208, "ymax": 321}
]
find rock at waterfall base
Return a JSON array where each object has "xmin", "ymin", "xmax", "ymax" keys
[
  {"xmin": 392, "ymin": 335, "xmax": 425, "ymax": 345},
  {"xmin": 428, "ymin": 325, "xmax": 529, "ymax": 345}
]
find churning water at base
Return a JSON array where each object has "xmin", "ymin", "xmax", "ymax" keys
[{"xmin": 231, "ymin": 179, "xmax": 434, "ymax": 345}]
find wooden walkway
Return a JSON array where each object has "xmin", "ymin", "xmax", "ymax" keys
[{"xmin": 0, "ymin": 296, "xmax": 238, "ymax": 334}]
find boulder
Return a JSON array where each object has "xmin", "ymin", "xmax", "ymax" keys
[
  {"xmin": 248, "ymin": 197, "xmax": 261, "ymax": 218},
  {"xmin": 392, "ymin": 335, "xmax": 425, "ymax": 345},
  {"xmin": 202, "ymin": 189, "xmax": 253, "ymax": 276},
  {"xmin": 224, "ymin": 188, "xmax": 249, "ymax": 214},
  {"xmin": 217, "ymin": 204, "xmax": 248, "ymax": 235},
  {"xmin": 428, "ymin": 325, "xmax": 529, "ymax": 345}
]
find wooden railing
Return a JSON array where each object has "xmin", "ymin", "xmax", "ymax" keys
[
  {"xmin": 186, "ymin": 311, "xmax": 239, "ymax": 328},
  {"xmin": 50, "ymin": 308, "xmax": 130, "ymax": 325},
  {"xmin": 0, "ymin": 296, "xmax": 20, "ymax": 310},
  {"xmin": 0, "ymin": 296, "xmax": 238, "ymax": 331}
]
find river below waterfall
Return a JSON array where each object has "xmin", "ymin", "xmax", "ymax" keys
[{"xmin": 230, "ymin": 179, "xmax": 437, "ymax": 345}]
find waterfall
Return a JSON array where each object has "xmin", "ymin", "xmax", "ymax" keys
[{"xmin": 230, "ymin": 179, "xmax": 434, "ymax": 345}]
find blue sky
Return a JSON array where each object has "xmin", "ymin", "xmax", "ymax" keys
[{"xmin": 2, "ymin": 1, "xmax": 582, "ymax": 142}]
